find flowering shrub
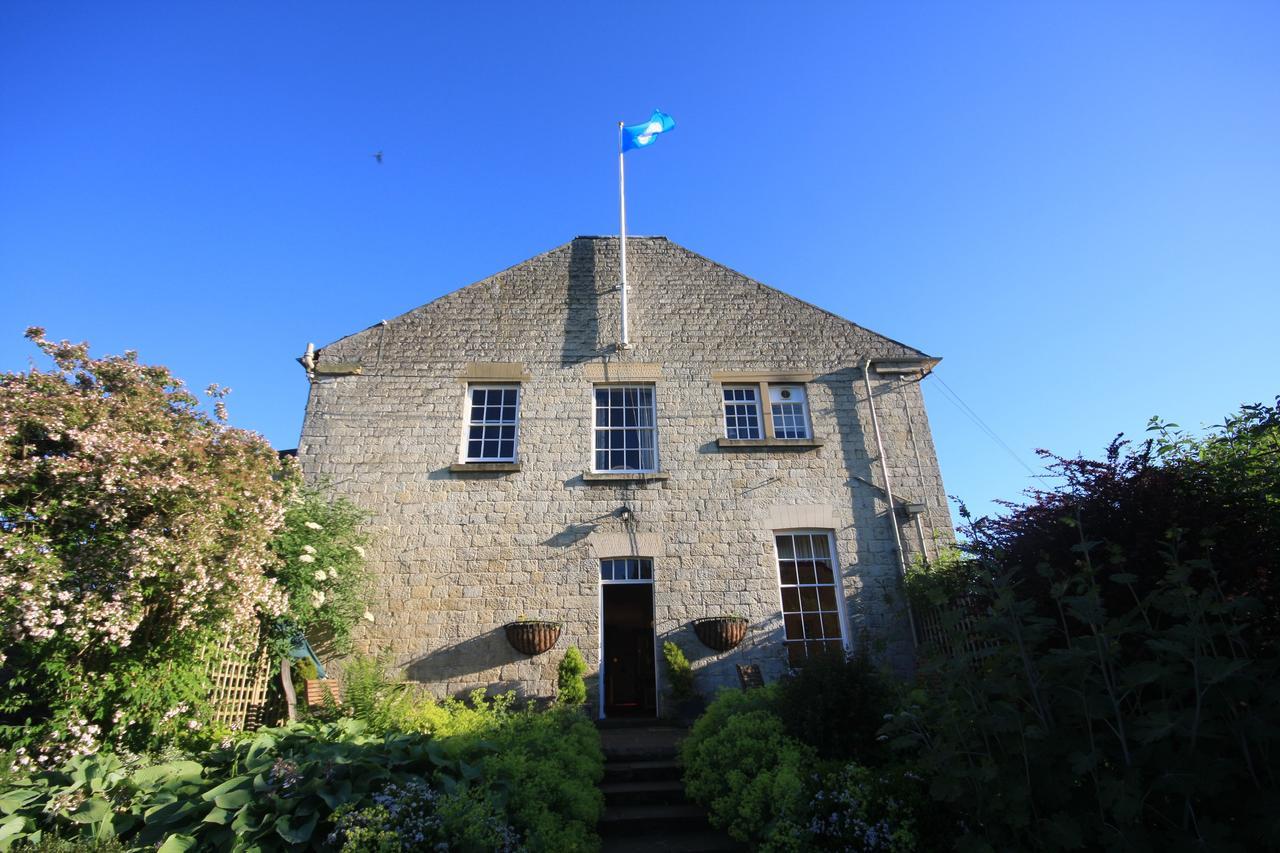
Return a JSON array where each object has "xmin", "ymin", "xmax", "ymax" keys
[
  {"xmin": 791, "ymin": 765, "xmax": 935, "ymax": 852},
  {"xmin": 328, "ymin": 780, "xmax": 523, "ymax": 852},
  {"xmin": 269, "ymin": 481, "xmax": 370, "ymax": 657},
  {"xmin": 0, "ymin": 329, "xmax": 289, "ymax": 760}
]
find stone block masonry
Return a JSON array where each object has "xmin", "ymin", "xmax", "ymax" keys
[{"xmin": 298, "ymin": 236, "xmax": 952, "ymax": 709}]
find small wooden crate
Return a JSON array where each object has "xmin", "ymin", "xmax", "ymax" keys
[{"xmin": 304, "ymin": 678, "xmax": 341, "ymax": 707}]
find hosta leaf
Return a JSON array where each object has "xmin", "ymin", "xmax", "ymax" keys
[
  {"xmin": 144, "ymin": 799, "xmax": 201, "ymax": 828},
  {"xmin": 203, "ymin": 807, "xmax": 233, "ymax": 825},
  {"xmin": 201, "ymin": 774, "xmax": 254, "ymax": 802},
  {"xmin": 317, "ymin": 780, "xmax": 352, "ymax": 809},
  {"xmin": 0, "ymin": 815, "xmax": 30, "ymax": 846},
  {"xmin": 157, "ymin": 832, "xmax": 198, "ymax": 852},
  {"xmin": 68, "ymin": 797, "xmax": 111, "ymax": 823},
  {"xmin": 274, "ymin": 811, "xmax": 317, "ymax": 844},
  {"xmin": 0, "ymin": 789, "xmax": 40, "ymax": 815},
  {"xmin": 134, "ymin": 762, "xmax": 204, "ymax": 789},
  {"xmin": 213, "ymin": 789, "xmax": 253, "ymax": 810}
]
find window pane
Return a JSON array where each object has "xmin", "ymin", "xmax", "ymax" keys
[
  {"xmin": 499, "ymin": 441, "xmax": 514, "ymax": 458},
  {"xmin": 468, "ymin": 440, "xmax": 482, "ymax": 458},
  {"xmin": 818, "ymin": 587, "xmax": 837, "ymax": 611},
  {"xmin": 795, "ymin": 536, "xmax": 813, "ymax": 559},
  {"xmin": 821, "ymin": 613, "xmax": 842, "ymax": 637},
  {"xmin": 800, "ymin": 588, "xmax": 820, "ymax": 611},
  {"xmin": 797, "ymin": 561, "xmax": 817, "ymax": 585},
  {"xmin": 778, "ymin": 561, "xmax": 798, "ymax": 585},
  {"xmin": 776, "ymin": 536, "xmax": 795, "ymax": 559},
  {"xmin": 815, "ymin": 561, "xmax": 834, "ymax": 584},
  {"xmin": 803, "ymin": 613, "xmax": 822, "ymax": 639},
  {"xmin": 784, "ymin": 613, "xmax": 803, "ymax": 640},
  {"xmin": 781, "ymin": 588, "xmax": 800, "ymax": 612},
  {"xmin": 787, "ymin": 643, "xmax": 806, "ymax": 667}
]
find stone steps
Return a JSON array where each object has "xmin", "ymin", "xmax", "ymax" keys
[{"xmin": 596, "ymin": 720, "xmax": 742, "ymax": 853}]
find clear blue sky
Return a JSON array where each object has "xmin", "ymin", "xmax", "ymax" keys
[{"xmin": 3, "ymin": 2, "xmax": 1277, "ymax": 523}]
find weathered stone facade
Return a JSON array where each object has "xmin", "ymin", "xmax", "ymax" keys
[{"xmin": 297, "ymin": 236, "xmax": 951, "ymax": 711}]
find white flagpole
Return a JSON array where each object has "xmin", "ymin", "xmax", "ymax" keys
[{"xmin": 618, "ymin": 121, "xmax": 630, "ymax": 349}]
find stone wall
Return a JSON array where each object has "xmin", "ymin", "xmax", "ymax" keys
[{"xmin": 297, "ymin": 237, "xmax": 952, "ymax": 708}]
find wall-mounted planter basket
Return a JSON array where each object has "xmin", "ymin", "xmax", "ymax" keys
[
  {"xmin": 504, "ymin": 621, "xmax": 562, "ymax": 655},
  {"xmin": 693, "ymin": 616, "xmax": 749, "ymax": 652}
]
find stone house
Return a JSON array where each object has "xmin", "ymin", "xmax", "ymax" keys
[{"xmin": 297, "ymin": 236, "xmax": 950, "ymax": 717}]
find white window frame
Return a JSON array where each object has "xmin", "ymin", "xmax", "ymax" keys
[
  {"xmin": 591, "ymin": 384, "xmax": 659, "ymax": 473},
  {"xmin": 460, "ymin": 384, "xmax": 521, "ymax": 463},
  {"xmin": 768, "ymin": 384, "xmax": 812, "ymax": 440},
  {"xmin": 772, "ymin": 529, "xmax": 850, "ymax": 666},
  {"xmin": 721, "ymin": 384, "xmax": 764, "ymax": 440}
]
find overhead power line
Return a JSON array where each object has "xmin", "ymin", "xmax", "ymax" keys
[{"xmin": 928, "ymin": 374, "xmax": 1039, "ymax": 477}]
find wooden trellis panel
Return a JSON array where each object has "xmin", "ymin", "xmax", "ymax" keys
[
  {"xmin": 915, "ymin": 599, "xmax": 998, "ymax": 663},
  {"xmin": 203, "ymin": 623, "xmax": 273, "ymax": 731}
]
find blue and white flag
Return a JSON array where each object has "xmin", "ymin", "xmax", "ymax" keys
[{"xmin": 621, "ymin": 110, "xmax": 676, "ymax": 152}]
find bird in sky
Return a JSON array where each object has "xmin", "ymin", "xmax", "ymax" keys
[{"xmin": 372, "ymin": 151, "xmax": 383, "ymax": 164}]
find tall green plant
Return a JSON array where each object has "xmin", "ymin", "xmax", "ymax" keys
[
  {"xmin": 269, "ymin": 480, "xmax": 370, "ymax": 657},
  {"xmin": 892, "ymin": 532, "xmax": 1280, "ymax": 850},
  {"xmin": 557, "ymin": 647, "xmax": 587, "ymax": 707},
  {"xmin": 661, "ymin": 641, "xmax": 695, "ymax": 704}
]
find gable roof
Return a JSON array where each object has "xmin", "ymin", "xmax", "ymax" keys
[{"xmin": 315, "ymin": 236, "xmax": 937, "ymax": 366}]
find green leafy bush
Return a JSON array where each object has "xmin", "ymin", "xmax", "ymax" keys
[
  {"xmin": 306, "ymin": 653, "xmax": 604, "ymax": 851},
  {"xmin": 889, "ymin": 400, "xmax": 1280, "ymax": 851},
  {"xmin": 661, "ymin": 641, "xmax": 694, "ymax": 704},
  {"xmin": 773, "ymin": 649, "xmax": 893, "ymax": 765},
  {"xmin": 556, "ymin": 647, "xmax": 587, "ymax": 708},
  {"xmin": 681, "ymin": 688, "xmax": 814, "ymax": 847}
]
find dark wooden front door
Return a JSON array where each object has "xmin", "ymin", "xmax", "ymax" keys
[{"xmin": 602, "ymin": 583, "xmax": 656, "ymax": 717}]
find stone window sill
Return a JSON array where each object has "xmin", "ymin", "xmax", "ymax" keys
[
  {"xmin": 717, "ymin": 438, "xmax": 824, "ymax": 449},
  {"xmin": 582, "ymin": 471, "xmax": 671, "ymax": 483},
  {"xmin": 449, "ymin": 462, "xmax": 521, "ymax": 473}
]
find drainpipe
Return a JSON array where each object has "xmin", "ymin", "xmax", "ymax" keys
[
  {"xmin": 901, "ymin": 384, "xmax": 932, "ymax": 564},
  {"xmin": 863, "ymin": 360, "xmax": 918, "ymax": 648}
]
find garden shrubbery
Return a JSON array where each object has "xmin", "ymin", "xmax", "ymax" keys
[
  {"xmin": 0, "ymin": 331, "xmax": 603, "ymax": 851},
  {"xmin": 0, "ymin": 674, "xmax": 604, "ymax": 851},
  {"xmin": 681, "ymin": 657, "xmax": 952, "ymax": 851},
  {"xmin": 0, "ymin": 329, "xmax": 371, "ymax": 762},
  {"xmin": 683, "ymin": 399, "xmax": 1280, "ymax": 851}
]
